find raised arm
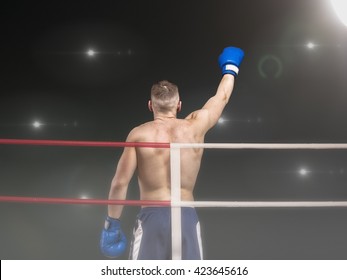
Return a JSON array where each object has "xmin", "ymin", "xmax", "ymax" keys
[{"xmin": 187, "ymin": 47, "xmax": 244, "ymax": 133}]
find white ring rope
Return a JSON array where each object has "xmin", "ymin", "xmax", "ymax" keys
[
  {"xmin": 171, "ymin": 143, "xmax": 347, "ymax": 149},
  {"xmin": 174, "ymin": 201, "xmax": 347, "ymax": 208}
]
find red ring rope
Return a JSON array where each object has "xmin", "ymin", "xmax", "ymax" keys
[
  {"xmin": 0, "ymin": 139, "xmax": 170, "ymax": 148},
  {"xmin": 0, "ymin": 196, "xmax": 170, "ymax": 206},
  {"xmin": 0, "ymin": 140, "xmax": 170, "ymax": 207}
]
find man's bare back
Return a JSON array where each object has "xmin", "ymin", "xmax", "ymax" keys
[{"xmin": 128, "ymin": 117, "xmax": 205, "ymax": 202}]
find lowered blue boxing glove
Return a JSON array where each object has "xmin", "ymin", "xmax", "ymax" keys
[
  {"xmin": 100, "ymin": 216, "xmax": 127, "ymax": 258},
  {"xmin": 218, "ymin": 47, "xmax": 244, "ymax": 76}
]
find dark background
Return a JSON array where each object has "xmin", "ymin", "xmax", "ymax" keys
[{"xmin": 1, "ymin": 0, "xmax": 347, "ymax": 259}]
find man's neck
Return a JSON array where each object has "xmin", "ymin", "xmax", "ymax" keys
[{"xmin": 153, "ymin": 112, "xmax": 177, "ymax": 121}]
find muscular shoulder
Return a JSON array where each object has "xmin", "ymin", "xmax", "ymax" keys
[
  {"xmin": 185, "ymin": 109, "xmax": 210, "ymax": 134},
  {"xmin": 186, "ymin": 108, "xmax": 209, "ymax": 121},
  {"xmin": 126, "ymin": 121, "xmax": 156, "ymax": 142}
]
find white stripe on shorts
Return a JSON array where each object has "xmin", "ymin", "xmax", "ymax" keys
[
  {"xmin": 196, "ymin": 221, "xmax": 203, "ymax": 260},
  {"xmin": 130, "ymin": 220, "xmax": 143, "ymax": 260}
]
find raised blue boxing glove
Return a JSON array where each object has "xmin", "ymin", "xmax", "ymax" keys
[
  {"xmin": 100, "ymin": 216, "xmax": 127, "ymax": 258},
  {"xmin": 218, "ymin": 47, "xmax": 244, "ymax": 76}
]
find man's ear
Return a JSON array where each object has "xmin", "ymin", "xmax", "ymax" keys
[
  {"xmin": 148, "ymin": 100, "xmax": 153, "ymax": 112},
  {"xmin": 177, "ymin": 101, "xmax": 182, "ymax": 112}
]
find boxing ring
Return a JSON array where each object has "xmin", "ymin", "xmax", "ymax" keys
[{"xmin": 1, "ymin": 138, "xmax": 347, "ymax": 259}]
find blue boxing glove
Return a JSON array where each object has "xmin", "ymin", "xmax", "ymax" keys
[
  {"xmin": 218, "ymin": 47, "xmax": 244, "ymax": 76},
  {"xmin": 100, "ymin": 216, "xmax": 127, "ymax": 258}
]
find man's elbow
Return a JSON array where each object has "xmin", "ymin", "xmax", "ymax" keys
[
  {"xmin": 110, "ymin": 178, "xmax": 128, "ymax": 195},
  {"xmin": 222, "ymin": 91, "xmax": 230, "ymax": 105}
]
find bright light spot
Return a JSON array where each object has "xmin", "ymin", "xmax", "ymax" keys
[
  {"xmin": 79, "ymin": 194, "xmax": 89, "ymax": 199},
  {"xmin": 218, "ymin": 117, "xmax": 226, "ymax": 124},
  {"xmin": 299, "ymin": 168, "xmax": 309, "ymax": 176},
  {"xmin": 87, "ymin": 49, "xmax": 96, "ymax": 56},
  {"xmin": 306, "ymin": 42, "xmax": 316, "ymax": 49},
  {"xmin": 331, "ymin": 0, "xmax": 347, "ymax": 27},
  {"xmin": 32, "ymin": 121, "xmax": 42, "ymax": 128}
]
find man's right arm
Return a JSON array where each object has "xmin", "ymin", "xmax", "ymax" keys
[
  {"xmin": 199, "ymin": 74, "xmax": 236, "ymax": 131},
  {"xmin": 187, "ymin": 47, "xmax": 244, "ymax": 134}
]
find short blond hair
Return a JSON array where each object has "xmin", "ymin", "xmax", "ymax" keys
[{"xmin": 150, "ymin": 80, "xmax": 179, "ymax": 113}]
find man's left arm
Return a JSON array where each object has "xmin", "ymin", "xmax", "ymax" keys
[
  {"xmin": 100, "ymin": 130, "xmax": 137, "ymax": 258},
  {"xmin": 108, "ymin": 143, "xmax": 137, "ymax": 218}
]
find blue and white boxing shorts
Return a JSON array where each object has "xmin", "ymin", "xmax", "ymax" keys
[{"xmin": 129, "ymin": 207, "xmax": 203, "ymax": 260}]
